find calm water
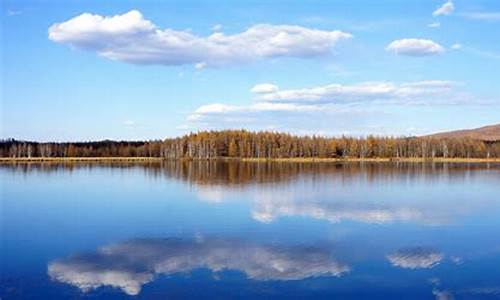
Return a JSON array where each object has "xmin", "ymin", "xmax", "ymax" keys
[{"xmin": 1, "ymin": 161, "xmax": 500, "ymax": 299}]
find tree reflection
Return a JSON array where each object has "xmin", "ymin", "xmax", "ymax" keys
[{"xmin": 3, "ymin": 160, "xmax": 498, "ymax": 187}]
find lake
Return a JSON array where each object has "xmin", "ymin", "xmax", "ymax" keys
[{"xmin": 1, "ymin": 161, "xmax": 500, "ymax": 299}]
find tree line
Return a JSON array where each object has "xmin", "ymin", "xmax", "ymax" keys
[{"xmin": 1, "ymin": 130, "xmax": 500, "ymax": 159}]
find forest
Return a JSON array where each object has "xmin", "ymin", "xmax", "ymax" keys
[{"xmin": 1, "ymin": 130, "xmax": 500, "ymax": 159}]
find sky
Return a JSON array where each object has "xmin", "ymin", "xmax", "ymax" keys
[{"xmin": 1, "ymin": 0, "xmax": 500, "ymax": 141}]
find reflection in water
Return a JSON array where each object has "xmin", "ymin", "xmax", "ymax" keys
[
  {"xmin": 48, "ymin": 237, "xmax": 349, "ymax": 295},
  {"xmin": 433, "ymin": 288, "xmax": 454, "ymax": 300},
  {"xmin": 199, "ymin": 178, "xmax": 497, "ymax": 225},
  {"xmin": 432, "ymin": 285, "xmax": 500, "ymax": 300},
  {"xmin": 4, "ymin": 160, "xmax": 499, "ymax": 187},
  {"xmin": 6, "ymin": 161, "xmax": 499, "ymax": 226},
  {"xmin": 2, "ymin": 161, "xmax": 499, "ymax": 299},
  {"xmin": 250, "ymin": 190, "xmax": 448, "ymax": 225},
  {"xmin": 387, "ymin": 247, "xmax": 443, "ymax": 269},
  {"xmin": 466, "ymin": 287, "xmax": 500, "ymax": 296}
]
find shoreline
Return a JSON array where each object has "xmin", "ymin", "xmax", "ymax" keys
[
  {"xmin": 0, "ymin": 157, "xmax": 164, "ymax": 162},
  {"xmin": 1, "ymin": 157, "xmax": 499, "ymax": 163},
  {"xmin": 239, "ymin": 157, "xmax": 500, "ymax": 163}
]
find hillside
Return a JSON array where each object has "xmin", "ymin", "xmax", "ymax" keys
[{"xmin": 426, "ymin": 124, "xmax": 500, "ymax": 141}]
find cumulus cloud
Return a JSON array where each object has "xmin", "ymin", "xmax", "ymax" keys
[
  {"xmin": 186, "ymin": 100, "xmax": 335, "ymax": 132},
  {"xmin": 387, "ymin": 248, "xmax": 443, "ymax": 269},
  {"xmin": 250, "ymin": 80, "xmax": 454, "ymax": 104},
  {"xmin": 251, "ymin": 83, "xmax": 280, "ymax": 94},
  {"xmin": 188, "ymin": 80, "xmax": 457, "ymax": 125},
  {"xmin": 48, "ymin": 10, "xmax": 352, "ymax": 67},
  {"xmin": 433, "ymin": 1, "xmax": 454, "ymax": 16},
  {"xmin": 185, "ymin": 101, "xmax": 370, "ymax": 134},
  {"xmin": 48, "ymin": 237, "xmax": 349, "ymax": 295},
  {"xmin": 184, "ymin": 79, "xmax": 495, "ymax": 133},
  {"xmin": 190, "ymin": 102, "xmax": 322, "ymax": 118},
  {"xmin": 386, "ymin": 39, "xmax": 445, "ymax": 56}
]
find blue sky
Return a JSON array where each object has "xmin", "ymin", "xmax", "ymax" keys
[{"xmin": 1, "ymin": 0, "xmax": 500, "ymax": 141}]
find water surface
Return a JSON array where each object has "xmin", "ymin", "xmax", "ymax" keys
[{"xmin": 1, "ymin": 161, "xmax": 500, "ymax": 299}]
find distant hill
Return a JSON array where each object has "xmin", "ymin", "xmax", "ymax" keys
[{"xmin": 426, "ymin": 124, "xmax": 500, "ymax": 141}]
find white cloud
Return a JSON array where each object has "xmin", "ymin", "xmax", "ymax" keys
[
  {"xmin": 386, "ymin": 39, "xmax": 445, "ymax": 56},
  {"xmin": 48, "ymin": 238, "xmax": 349, "ymax": 295},
  {"xmin": 433, "ymin": 1, "xmax": 454, "ymax": 16},
  {"xmin": 48, "ymin": 10, "xmax": 352, "ymax": 67},
  {"xmin": 193, "ymin": 102, "xmax": 321, "ymax": 115},
  {"xmin": 250, "ymin": 83, "xmax": 280, "ymax": 94},
  {"xmin": 251, "ymin": 80, "xmax": 454, "ymax": 104},
  {"xmin": 212, "ymin": 24, "xmax": 223, "ymax": 31},
  {"xmin": 387, "ymin": 248, "xmax": 443, "ymax": 269},
  {"xmin": 184, "ymin": 80, "xmax": 494, "ymax": 133},
  {"xmin": 185, "ymin": 102, "xmax": 369, "ymax": 135},
  {"xmin": 428, "ymin": 22, "xmax": 441, "ymax": 28},
  {"xmin": 187, "ymin": 102, "xmax": 326, "ymax": 126},
  {"xmin": 460, "ymin": 12, "xmax": 500, "ymax": 21},
  {"xmin": 450, "ymin": 43, "xmax": 462, "ymax": 50}
]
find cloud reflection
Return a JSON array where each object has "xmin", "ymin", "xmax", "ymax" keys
[
  {"xmin": 192, "ymin": 167, "xmax": 497, "ymax": 226},
  {"xmin": 48, "ymin": 237, "xmax": 349, "ymax": 295},
  {"xmin": 252, "ymin": 194, "xmax": 435, "ymax": 224},
  {"xmin": 197, "ymin": 184, "xmax": 465, "ymax": 225},
  {"xmin": 433, "ymin": 288, "xmax": 454, "ymax": 300},
  {"xmin": 387, "ymin": 247, "xmax": 443, "ymax": 269}
]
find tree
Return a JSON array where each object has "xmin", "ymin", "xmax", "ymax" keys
[{"xmin": 228, "ymin": 139, "xmax": 238, "ymax": 157}]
